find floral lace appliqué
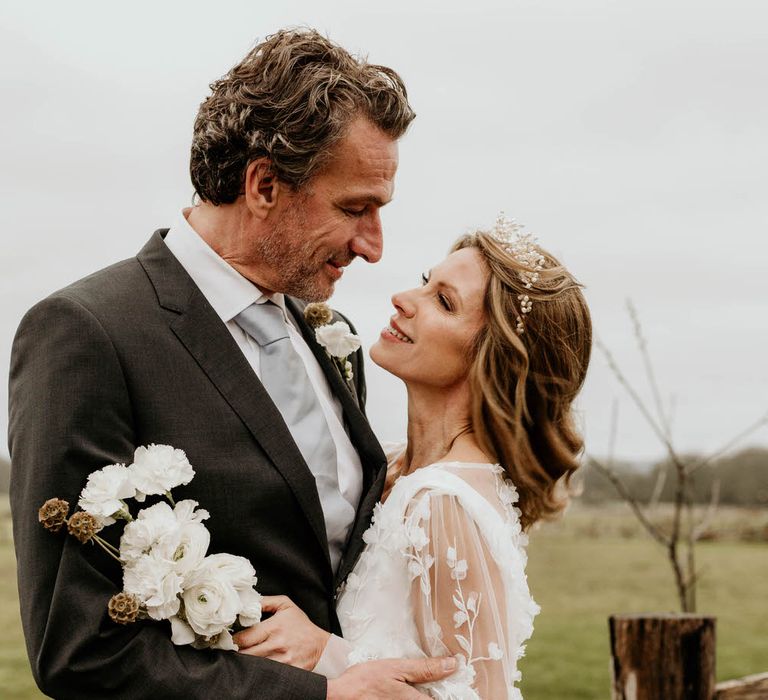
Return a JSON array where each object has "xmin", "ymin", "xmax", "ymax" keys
[{"xmin": 445, "ymin": 539, "xmax": 504, "ymax": 672}]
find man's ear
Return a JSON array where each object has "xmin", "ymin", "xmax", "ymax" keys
[{"xmin": 244, "ymin": 158, "xmax": 282, "ymax": 218}]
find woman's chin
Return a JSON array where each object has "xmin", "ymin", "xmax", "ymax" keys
[{"xmin": 369, "ymin": 340, "xmax": 402, "ymax": 378}]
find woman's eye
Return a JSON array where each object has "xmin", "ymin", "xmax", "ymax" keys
[
  {"xmin": 420, "ymin": 272, "xmax": 429, "ymax": 286},
  {"xmin": 438, "ymin": 294, "xmax": 452, "ymax": 311}
]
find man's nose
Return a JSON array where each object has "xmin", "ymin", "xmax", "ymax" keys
[{"xmin": 350, "ymin": 212, "xmax": 383, "ymax": 263}]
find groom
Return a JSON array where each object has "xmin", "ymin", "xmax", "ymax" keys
[{"xmin": 9, "ymin": 29, "xmax": 454, "ymax": 699}]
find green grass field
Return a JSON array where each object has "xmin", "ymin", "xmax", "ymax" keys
[{"xmin": 1, "ymin": 501, "xmax": 766, "ymax": 699}]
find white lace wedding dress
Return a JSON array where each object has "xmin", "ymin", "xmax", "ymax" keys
[{"xmin": 317, "ymin": 443, "xmax": 540, "ymax": 699}]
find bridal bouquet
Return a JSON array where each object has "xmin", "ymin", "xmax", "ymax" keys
[{"xmin": 38, "ymin": 444, "xmax": 262, "ymax": 650}]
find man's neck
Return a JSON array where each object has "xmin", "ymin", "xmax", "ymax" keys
[{"xmin": 185, "ymin": 203, "xmax": 276, "ymax": 295}]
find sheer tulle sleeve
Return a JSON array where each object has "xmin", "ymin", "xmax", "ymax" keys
[{"xmin": 406, "ymin": 491, "xmax": 516, "ymax": 699}]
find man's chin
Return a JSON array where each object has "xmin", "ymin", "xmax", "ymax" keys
[{"xmin": 284, "ymin": 276, "xmax": 335, "ymax": 303}]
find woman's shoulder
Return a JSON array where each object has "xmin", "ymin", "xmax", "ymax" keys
[{"xmin": 439, "ymin": 440, "xmax": 494, "ymax": 465}]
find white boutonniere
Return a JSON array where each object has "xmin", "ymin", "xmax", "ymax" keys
[{"xmin": 304, "ymin": 302, "xmax": 361, "ymax": 385}]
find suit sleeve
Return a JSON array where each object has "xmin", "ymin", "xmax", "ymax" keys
[{"xmin": 8, "ymin": 293, "xmax": 327, "ymax": 700}]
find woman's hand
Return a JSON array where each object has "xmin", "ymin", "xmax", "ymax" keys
[{"xmin": 233, "ymin": 595, "xmax": 331, "ymax": 671}]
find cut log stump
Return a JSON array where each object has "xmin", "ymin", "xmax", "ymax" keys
[{"xmin": 609, "ymin": 613, "xmax": 716, "ymax": 700}]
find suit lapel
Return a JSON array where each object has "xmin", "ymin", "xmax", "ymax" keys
[{"xmin": 137, "ymin": 232, "xmax": 333, "ymax": 575}]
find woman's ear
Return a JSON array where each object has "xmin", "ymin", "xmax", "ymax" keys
[{"xmin": 244, "ymin": 158, "xmax": 282, "ymax": 218}]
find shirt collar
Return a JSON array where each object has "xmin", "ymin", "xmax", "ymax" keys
[{"xmin": 164, "ymin": 208, "xmax": 288, "ymax": 322}]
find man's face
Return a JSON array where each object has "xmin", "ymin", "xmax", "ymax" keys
[{"xmin": 253, "ymin": 117, "xmax": 399, "ymax": 301}]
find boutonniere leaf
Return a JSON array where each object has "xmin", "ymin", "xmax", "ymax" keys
[{"xmin": 304, "ymin": 303, "xmax": 361, "ymax": 384}]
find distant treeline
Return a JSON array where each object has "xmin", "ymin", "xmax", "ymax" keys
[
  {"xmin": 577, "ymin": 447, "xmax": 768, "ymax": 506},
  {"xmin": 2, "ymin": 449, "xmax": 766, "ymax": 505}
]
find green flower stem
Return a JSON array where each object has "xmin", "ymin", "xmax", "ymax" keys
[{"xmin": 165, "ymin": 491, "xmax": 176, "ymax": 507}]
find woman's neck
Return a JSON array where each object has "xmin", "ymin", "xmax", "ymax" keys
[{"xmin": 400, "ymin": 382, "xmax": 478, "ymax": 475}]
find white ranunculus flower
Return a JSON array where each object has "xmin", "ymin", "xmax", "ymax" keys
[
  {"xmin": 178, "ymin": 555, "xmax": 243, "ymax": 638},
  {"xmin": 314, "ymin": 321, "xmax": 361, "ymax": 358},
  {"xmin": 129, "ymin": 444, "xmax": 195, "ymax": 501},
  {"xmin": 237, "ymin": 587, "xmax": 263, "ymax": 627},
  {"xmin": 120, "ymin": 501, "xmax": 210, "ymax": 576},
  {"xmin": 123, "ymin": 553, "xmax": 184, "ymax": 620},
  {"xmin": 170, "ymin": 522, "xmax": 210, "ymax": 578},
  {"xmin": 173, "ymin": 499, "xmax": 210, "ymax": 526},
  {"xmin": 78, "ymin": 463, "xmax": 135, "ymax": 526},
  {"xmin": 200, "ymin": 553, "xmax": 262, "ymax": 625},
  {"xmin": 203, "ymin": 553, "xmax": 258, "ymax": 589}
]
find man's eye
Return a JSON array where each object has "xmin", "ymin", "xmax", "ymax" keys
[{"xmin": 343, "ymin": 208, "xmax": 366, "ymax": 218}]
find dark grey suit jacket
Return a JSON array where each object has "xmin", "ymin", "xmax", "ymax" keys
[{"xmin": 8, "ymin": 231, "xmax": 387, "ymax": 699}]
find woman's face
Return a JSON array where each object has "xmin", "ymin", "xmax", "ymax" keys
[{"xmin": 370, "ymin": 247, "xmax": 488, "ymax": 388}]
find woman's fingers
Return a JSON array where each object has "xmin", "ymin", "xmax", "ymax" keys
[
  {"xmin": 232, "ymin": 620, "xmax": 272, "ymax": 648},
  {"xmin": 259, "ymin": 595, "xmax": 294, "ymax": 613},
  {"xmin": 237, "ymin": 639, "xmax": 277, "ymax": 657}
]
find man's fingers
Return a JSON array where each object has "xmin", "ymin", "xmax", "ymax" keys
[{"xmin": 395, "ymin": 656, "xmax": 457, "ymax": 684}]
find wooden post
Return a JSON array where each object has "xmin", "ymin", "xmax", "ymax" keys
[{"xmin": 609, "ymin": 613, "xmax": 716, "ymax": 700}]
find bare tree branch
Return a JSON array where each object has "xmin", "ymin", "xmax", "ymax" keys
[
  {"xmin": 607, "ymin": 398, "xmax": 619, "ymax": 469},
  {"xmin": 596, "ymin": 338, "xmax": 689, "ymax": 477},
  {"xmin": 596, "ymin": 307, "xmax": 763, "ymax": 613},
  {"xmin": 647, "ymin": 466, "xmax": 667, "ymax": 512},
  {"xmin": 627, "ymin": 299, "xmax": 671, "ymax": 441},
  {"xmin": 692, "ymin": 479, "xmax": 721, "ymax": 542},
  {"xmin": 590, "ymin": 456, "xmax": 669, "ymax": 547}
]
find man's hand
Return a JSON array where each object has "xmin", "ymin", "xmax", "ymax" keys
[
  {"xmin": 326, "ymin": 657, "xmax": 458, "ymax": 699},
  {"xmin": 233, "ymin": 595, "xmax": 330, "ymax": 671}
]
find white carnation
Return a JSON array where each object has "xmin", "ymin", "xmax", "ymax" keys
[
  {"xmin": 129, "ymin": 444, "xmax": 195, "ymax": 501},
  {"xmin": 123, "ymin": 553, "xmax": 183, "ymax": 620},
  {"xmin": 120, "ymin": 501, "xmax": 177, "ymax": 565},
  {"xmin": 78, "ymin": 463, "xmax": 135, "ymax": 526},
  {"xmin": 314, "ymin": 321, "xmax": 361, "ymax": 358}
]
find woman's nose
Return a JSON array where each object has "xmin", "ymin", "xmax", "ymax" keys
[{"xmin": 391, "ymin": 288, "xmax": 416, "ymax": 317}]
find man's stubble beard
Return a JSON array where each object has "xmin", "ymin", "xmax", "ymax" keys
[{"xmin": 253, "ymin": 202, "xmax": 334, "ymax": 302}]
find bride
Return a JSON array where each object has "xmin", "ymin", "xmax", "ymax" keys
[{"xmin": 233, "ymin": 215, "xmax": 592, "ymax": 699}]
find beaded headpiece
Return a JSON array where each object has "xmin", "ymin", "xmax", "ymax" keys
[{"xmin": 487, "ymin": 213, "xmax": 545, "ymax": 335}]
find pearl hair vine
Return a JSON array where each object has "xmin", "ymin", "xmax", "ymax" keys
[{"xmin": 487, "ymin": 212, "xmax": 546, "ymax": 335}]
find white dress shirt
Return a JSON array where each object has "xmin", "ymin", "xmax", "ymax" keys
[{"xmin": 164, "ymin": 209, "xmax": 364, "ymax": 528}]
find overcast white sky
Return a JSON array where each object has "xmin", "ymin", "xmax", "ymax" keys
[{"xmin": 2, "ymin": 0, "xmax": 767, "ymax": 462}]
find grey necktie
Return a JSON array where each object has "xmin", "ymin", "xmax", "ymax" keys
[{"xmin": 234, "ymin": 300, "xmax": 354, "ymax": 573}]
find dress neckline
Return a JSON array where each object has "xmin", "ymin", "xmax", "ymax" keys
[{"xmin": 384, "ymin": 442, "xmax": 499, "ymax": 473}]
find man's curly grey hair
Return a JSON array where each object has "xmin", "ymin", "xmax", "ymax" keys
[{"xmin": 190, "ymin": 28, "xmax": 416, "ymax": 205}]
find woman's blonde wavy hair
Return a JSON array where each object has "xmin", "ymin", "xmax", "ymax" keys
[{"xmin": 452, "ymin": 232, "xmax": 592, "ymax": 530}]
